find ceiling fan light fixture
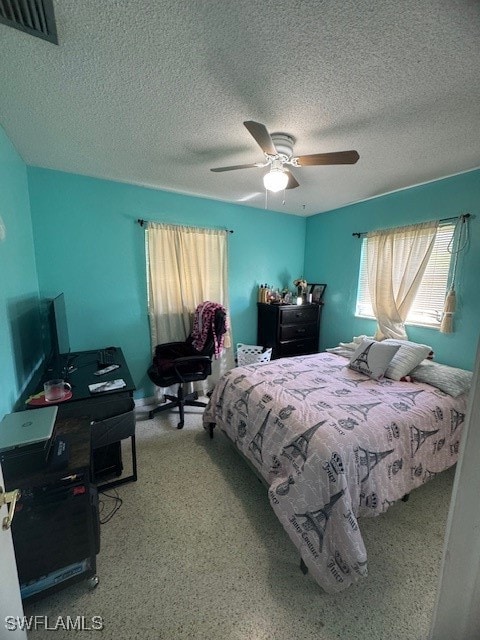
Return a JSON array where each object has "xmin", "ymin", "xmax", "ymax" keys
[
  {"xmin": 263, "ymin": 168, "xmax": 288, "ymax": 192},
  {"xmin": 210, "ymin": 121, "xmax": 359, "ymax": 196}
]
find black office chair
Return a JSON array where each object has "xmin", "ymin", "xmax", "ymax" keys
[{"xmin": 147, "ymin": 306, "xmax": 227, "ymax": 428}]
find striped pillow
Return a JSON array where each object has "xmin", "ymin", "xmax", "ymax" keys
[
  {"xmin": 411, "ymin": 361, "xmax": 472, "ymax": 397},
  {"xmin": 383, "ymin": 339, "xmax": 432, "ymax": 381}
]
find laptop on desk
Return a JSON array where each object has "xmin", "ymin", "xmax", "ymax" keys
[{"xmin": 0, "ymin": 406, "xmax": 58, "ymax": 453}]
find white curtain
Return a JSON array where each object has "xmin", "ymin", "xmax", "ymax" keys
[
  {"xmin": 366, "ymin": 220, "xmax": 438, "ymax": 340},
  {"xmin": 146, "ymin": 222, "xmax": 233, "ymax": 394}
]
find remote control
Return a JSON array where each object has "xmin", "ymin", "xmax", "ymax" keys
[{"xmin": 94, "ymin": 364, "xmax": 120, "ymax": 375}]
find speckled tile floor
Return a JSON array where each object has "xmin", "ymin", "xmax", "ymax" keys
[{"xmin": 23, "ymin": 402, "xmax": 454, "ymax": 639}]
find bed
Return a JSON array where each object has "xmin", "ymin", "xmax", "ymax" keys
[{"xmin": 202, "ymin": 351, "xmax": 469, "ymax": 593}]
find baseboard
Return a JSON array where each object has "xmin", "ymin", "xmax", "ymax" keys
[
  {"xmin": 134, "ymin": 394, "xmax": 210, "ymax": 412},
  {"xmin": 134, "ymin": 396, "xmax": 157, "ymax": 409}
]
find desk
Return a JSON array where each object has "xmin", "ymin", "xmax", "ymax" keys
[
  {"xmin": 28, "ymin": 347, "xmax": 137, "ymax": 490},
  {"xmin": 46, "ymin": 347, "xmax": 135, "ymax": 404},
  {"xmin": 3, "ymin": 417, "xmax": 100, "ymax": 601}
]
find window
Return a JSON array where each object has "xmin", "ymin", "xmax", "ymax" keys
[
  {"xmin": 356, "ymin": 223, "xmax": 455, "ymax": 327},
  {"xmin": 146, "ymin": 223, "xmax": 229, "ymax": 344},
  {"xmin": 145, "ymin": 222, "xmax": 233, "ymax": 394}
]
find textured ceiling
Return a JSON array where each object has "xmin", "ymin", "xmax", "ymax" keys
[{"xmin": 1, "ymin": 0, "xmax": 479, "ymax": 216}]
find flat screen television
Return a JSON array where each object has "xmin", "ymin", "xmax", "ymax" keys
[
  {"xmin": 52, "ymin": 293, "xmax": 70, "ymax": 356},
  {"xmin": 47, "ymin": 293, "xmax": 70, "ymax": 377}
]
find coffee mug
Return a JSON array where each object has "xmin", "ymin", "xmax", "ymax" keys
[{"xmin": 44, "ymin": 379, "xmax": 72, "ymax": 402}]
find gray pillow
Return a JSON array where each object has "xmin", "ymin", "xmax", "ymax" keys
[
  {"xmin": 349, "ymin": 339, "xmax": 400, "ymax": 380},
  {"xmin": 382, "ymin": 339, "xmax": 433, "ymax": 381},
  {"xmin": 410, "ymin": 361, "xmax": 472, "ymax": 397}
]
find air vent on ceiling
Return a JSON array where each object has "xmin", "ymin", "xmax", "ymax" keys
[{"xmin": 0, "ymin": 0, "xmax": 58, "ymax": 44}]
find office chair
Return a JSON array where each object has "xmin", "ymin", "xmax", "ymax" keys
[{"xmin": 147, "ymin": 304, "xmax": 227, "ymax": 428}]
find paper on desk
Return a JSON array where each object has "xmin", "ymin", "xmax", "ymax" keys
[{"xmin": 88, "ymin": 379, "xmax": 126, "ymax": 394}]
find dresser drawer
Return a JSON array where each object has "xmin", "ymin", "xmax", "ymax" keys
[
  {"xmin": 280, "ymin": 306, "xmax": 319, "ymax": 325},
  {"xmin": 280, "ymin": 322, "xmax": 318, "ymax": 341},
  {"xmin": 278, "ymin": 338, "xmax": 317, "ymax": 357}
]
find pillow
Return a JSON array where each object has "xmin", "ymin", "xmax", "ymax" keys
[
  {"xmin": 349, "ymin": 339, "xmax": 400, "ymax": 380},
  {"xmin": 382, "ymin": 339, "xmax": 432, "ymax": 381},
  {"xmin": 410, "ymin": 361, "xmax": 473, "ymax": 397},
  {"xmin": 326, "ymin": 335, "xmax": 374, "ymax": 359},
  {"xmin": 326, "ymin": 346, "xmax": 356, "ymax": 358}
]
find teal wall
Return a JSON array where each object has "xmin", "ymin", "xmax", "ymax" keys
[
  {"xmin": 2, "ymin": 121, "xmax": 478, "ymax": 411},
  {"xmin": 0, "ymin": 126, "xmax": 41, "ymax": 418},
  {"xmin": 305, "ymin": 169, "xmax": 480, "ymax": 370},
  {"xmin": 27, "ymin": 167, "xmax": 306, "ymax": 396}
]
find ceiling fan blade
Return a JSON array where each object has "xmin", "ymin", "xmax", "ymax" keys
[
  {"xmin": 243, "ymin": 121, "xmax": 277, "ymax": 155},
  {"xmin": 210, "ymin": 163, "xmax": 262, "ymax": 172},
  {"xmin": 295, "ymin": 150, "xmax": 360, "ymax": 166},
  {"xmin": 285, "ymin": 170, "xmax": 300, "ymax": 189}
]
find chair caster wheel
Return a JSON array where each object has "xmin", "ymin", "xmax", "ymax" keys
[
  {"xmin": 88, "ymin": 575, "xmax": 99, "ymax": 589},
  {"xmin": 177, "ymin": 421, "xmax": 184, "ymax": 429}
]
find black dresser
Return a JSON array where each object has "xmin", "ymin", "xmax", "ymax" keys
[{"xmin": 257, "ymin": 302, "xmax": 321, "ymax": 358}]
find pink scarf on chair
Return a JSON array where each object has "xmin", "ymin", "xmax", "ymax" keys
[{"xmin": 191, "ymin": 301, "xmax": 228, "ymax": 357}]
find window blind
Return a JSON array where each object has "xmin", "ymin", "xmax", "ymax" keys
[{"xmin": 356, "ymin": 223, "xmax": 455, "ymax": 326}]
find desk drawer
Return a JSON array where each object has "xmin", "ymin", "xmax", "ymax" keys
[
  {"xmin": 58, "ymin": 392, "xmax": 134, "ymax": 421},
  {"xmin": 280, "ymin": 322, "xmax": 318, "ymax": 341},
  {"xmin": 280, "ymin": 306, "xmax": 318, "ymax": 325}
]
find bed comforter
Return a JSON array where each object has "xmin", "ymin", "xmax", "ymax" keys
[{"xmin": 202, "ymin": 352, "xmax": 468, "ymax": 593}]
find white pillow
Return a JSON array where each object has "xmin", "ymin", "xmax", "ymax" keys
[
  {"xmin": 411, "ymin": 361, "xmax": 472, "ymax": 397},
  {"xmin": 349, "ymin": 339, "xmax": 400, "ymax": 380},
  {"xmin": 383, "ymin": 339, "xmax": 432, "ymax": 381}
]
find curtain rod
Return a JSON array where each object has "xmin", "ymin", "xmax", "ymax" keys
[
  {"xmin": 352, "ymin": 213, "xmax": 471, "ymax": 238},
  {"xmin": 137, "ymin": 218, "xmax": 234, "ymax": 233}
]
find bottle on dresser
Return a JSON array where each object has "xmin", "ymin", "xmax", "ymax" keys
[
  {"xmin": 258, "ymin": 284, "xmax": 264, "ymax": 302},
  {"xmin": 258, "ymin": 284, "xmax": 271, "ymax": 303}
]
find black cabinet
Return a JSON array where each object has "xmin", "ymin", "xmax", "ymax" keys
[
  {"xmin": 257, "ymin": 303, "xmax": 321, "ymax": 358},
  {"xmin": 4, "ymin": 417, "xmax": 100, "ymax": 601}
]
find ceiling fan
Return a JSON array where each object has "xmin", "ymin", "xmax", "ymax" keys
[{"xmin": 210, "ymin": 121, "xmax": 359, "ymax": 192}]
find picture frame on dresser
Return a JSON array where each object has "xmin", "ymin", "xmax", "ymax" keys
[{"xmin": 308, "ymin": 283, "xmax": 327, "ymax": 304}]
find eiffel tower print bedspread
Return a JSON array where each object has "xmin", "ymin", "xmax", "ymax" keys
[{"xmin": 202, "ymin": 352, "xmax": 468, "ymax": 593}]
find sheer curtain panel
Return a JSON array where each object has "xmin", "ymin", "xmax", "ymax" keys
[{"xmin": 366, "ymin": 221, "xmax": 438, "ymax": 340}]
